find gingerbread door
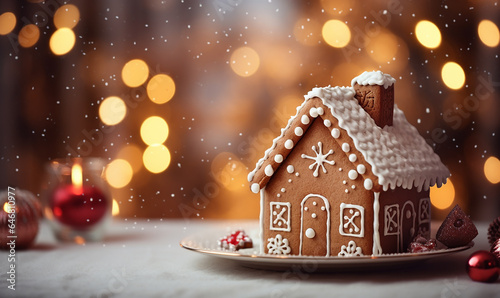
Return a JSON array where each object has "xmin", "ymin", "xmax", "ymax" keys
[
  {"xmin": 400, "ymin": 201, "xmax": 416, "ymax": 252},
  {"xmin": 299, "ymin": 194, "xmax": 331, "ymax": 256}
]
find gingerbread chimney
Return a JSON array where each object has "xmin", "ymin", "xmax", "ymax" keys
[{"xmin": 351, "ymin": 71, "xmax": 395, "ymax": 128}]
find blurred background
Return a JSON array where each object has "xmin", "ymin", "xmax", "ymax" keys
[{"xmin": 0, "ymin": 0, "xmax": 499, "ymax": 222}]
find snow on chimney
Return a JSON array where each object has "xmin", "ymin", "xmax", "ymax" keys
[{"xmin": 351, "ymin": 71, "xmax": 396, "ymax": 128}]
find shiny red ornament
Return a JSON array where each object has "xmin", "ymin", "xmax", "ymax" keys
[
  {"xmin": 1, "ymin": 189, "xmax": 41, "ymax": 250},
  {"xmin": 50, "ymin": 185, "xmax": 108, "ymax": 229},
  {"xmin": 466, "ymin": 250, "xmax": 499, "ymax": 283}
]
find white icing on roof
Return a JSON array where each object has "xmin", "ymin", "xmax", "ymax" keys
[
  {"xmin": 351, "ymin": 70, "xmax": 396, "ymax": 89},
  {"xmin": 304, "ymin": 85, "xmax": 449, "ymax": 191},
  {"xmin": 248, "ymin": 81, "xmax": 450, "ymax": 192}
]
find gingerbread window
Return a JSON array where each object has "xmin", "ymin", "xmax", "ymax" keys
[
  {"xmin": 270, "ymin": 202, "xmax": 291, "ymax": 232},
  {"xmin": 339, "ymin": 203, "xmax": 364, "ymax": 237},
  {"xmin": 384, "ymin": 204, "xmax": 400, "ymax": 236}
]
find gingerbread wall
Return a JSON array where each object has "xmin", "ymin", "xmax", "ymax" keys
[
  {"xmin": 378, "ymin": 188, "xmax": 431, "ymax": 253},
  {"xmin": 263, "ymin": 117, "xmax": 376, "ymax": 256}
]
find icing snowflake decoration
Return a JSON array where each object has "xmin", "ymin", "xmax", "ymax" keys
[
  {"xmin": 301, "ymin": 142, "xmax": 335, "ymax": 177},
  {"xmin": 267, "ymin": 234, "xmax": 291, "ymax": 255},
  {"xmin": 338, "ymin": 240, "xmax": 364, "ymax": 257}
]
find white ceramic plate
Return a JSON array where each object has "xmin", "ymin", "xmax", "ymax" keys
[{"xmin": 180, "ymin": 229, "xmax": 473, "ymax": 272}]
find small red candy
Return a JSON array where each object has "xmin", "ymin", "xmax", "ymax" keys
[
  {"xmin": 218, "ymin": 230, "xmax": 253, "ymax": 251},
  {"xmin": 466, "ymin": 250, "xmax": 499, "ymax": 283},
  {"xmin": 408, "ymin": 235, "xmax": 437, "ymax": 253}
]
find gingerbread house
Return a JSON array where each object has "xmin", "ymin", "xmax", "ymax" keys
[{"xmin": 248, "ymin": 71, "xmax": 450, "ymax": 257}]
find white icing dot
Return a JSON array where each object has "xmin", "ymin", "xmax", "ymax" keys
[
  {"xmin": 294, "ymin": 127, "xmax": 303, "ymax": 136},
  {"xmin": 331, "ymin": 128, "xmax": 340, "ymax": 138},
  {"xmin": 345, "ymin": 189, "xmax": 349, "ymax": 193},
  {"xmin": 301, "ymin": 115, "xmax": 310, "ymax": 125},
  {"xmin": 349, "ymin": 154, "xmax": 357, "ymax": 162},
  {"xmin": 309, "ymin": 107, "xmax": 318, "ymax": 118},
  {"xmin": 339, "ymin": 168, "xmax": 343, "ymax": 171},
  {"xmin": 343, "ymin": 180, "xmax": 347, "ymax": 184},
  {"xmin": 311, "ymin": 213, "xmax": 317, "ymax": 218},
  {"xmin": 277, "ymin": 193, "xmax": 281, "ymax": 197},
  {"xmin": 313, "ymin": 201, "xmax": 317, "ymax": 206},
  {"xmin": 281, "ymin": 188, "xmax": 286, "ymax": 193},
  {"xmin": 295, "ymin": 172, "xmax": 299, "ymax": 176},
  {"xmin": 265, "ymin": 164, "xmax": 274, "ymax": 176},
  {"xmin": 287, "ymin": 165, "xmax": 294, "ymax": 173},
  {"xmin": 251, "ymin": 183, "xmax": 260, "ymax": 193},
  {"xmin": 321, "ymin": 206, "xmax": 325, "ymax": 211},
  {"xmin": 317, "ymin": 107, "xmax": 324, "ymax": 115},
  {"xmin": 348, "ymin": 169, "xmax": 358, "ymax": 180},
  {"xmin": 357, "ymin": 164, "xmax": 366, "ymax": 174},
  {"xmin": 304, "ymin": 207, "xmax": 308, "ymax": 211},
  {"xmin": 288, "ymin": 179, "xmax": 292, "ymax": 183},
  {"xmin": 351, "ymin": 185, "xmax": 356, "ymax": 189},
  {"xmin": 364, "ymin": 178, "xmax": 373, "ymax": 190},
  {"xmin": 305, "ymin": 228, "xmax": 316, "ymax": 239},
  {"xmin": 342, "ymin": 143, "xmax": 350, "ymax": 152},
  {"xmin": 323, "ymin": 119, "xmax": 331, "ymax": 127},
  {"xmin": 284, "ymin": 139, "xmax": 294, "ymax": 149},
  {"xmin": 274, "ymin": 154, "xmax": 283, "ymax": 163}
]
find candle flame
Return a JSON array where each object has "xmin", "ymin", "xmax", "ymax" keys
[
  {"xmin": 72, "ymin": 163, "xmax": 83, "ymax": 195},
  {"xmin": 112, "ymin": 199, "xmax": 120, "ymax": 216}
]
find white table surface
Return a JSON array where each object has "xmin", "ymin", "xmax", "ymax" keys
[{"xmin": 0, "ymin": 219, "xmax": 498, "ymax": 297}]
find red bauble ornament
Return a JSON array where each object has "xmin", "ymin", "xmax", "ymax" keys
[
  {"xmin": 466, "ymin": 250, "xmax": 499, "ymax": 283},
  {"xmin": 1, "ymin": 189, "xmax": 41, "ymax": 250},
  {"xmin": 50, "ymin": 185, "xmax": 108, "ymax": 229}
]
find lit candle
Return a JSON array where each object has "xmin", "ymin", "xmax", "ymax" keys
[{"xmin": 50, "ymin": 162, "xmax": 109, "ymax": 229}]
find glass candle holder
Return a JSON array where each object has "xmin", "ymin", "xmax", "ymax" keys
[{"xmin": 41, "ymin": 158, "xmax": 111, "ymax": 242}]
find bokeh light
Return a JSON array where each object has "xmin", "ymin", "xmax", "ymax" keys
[
  {"xmin": 366, "ymin": 31, "xmax": 399, "ymax": 64},
  {"xmin": 122, "ymin": 59, "xmax": 149, "ymax": 88},
  {"xmin": 484, "ymin": 156, "xmax": 500, "ymax": 184},
  {"xmin": 293, "ymin": 18, "xmax": 321, "ymax": 46},
  {"xmin": 147, "ymin": 74, "xmax": 175, "ymax": 104},
  {"xmin": 320, "ymin": 0, "xmax": 356, "ymax": 16},
  {"xmin": 441, "ymin": 62, "xmax": 465, "ymax": 90},
  {"xmin": 99, "ymin": 96, "xmax": 127, "ymax": 126},
  {"xmin": 478, "ymin": 19, "xmax": 500, "ymax": 47},
  {"xmin": 3, "ymin": 202, "xmax": 12, "ymax": 213},
  {"xmin": 211, "ymin": 152, "xmax": 248, "ymax": 191},
  {"xmin": 49, "ymin": 28, "xmax": 76, "ymax": 55},
  {"xmin": 105, "ymin": 159, "xmax": 133, "ymax": 189},
  {"xmin": 117, "ymin": 144, "xmax": 143, "ymax": 173},
  {"xmin": 19, "ymin": 24, "xmax": 40, "ymax": 48},
  {"xmin": 140, "ymin": 116, "xmax": 169, "ymax": 145},
  {"xmin": 321, "ymin": 19, "xmax": 351, "ymax": 48},
  {"xmin": 54, "ymin": 4, "xmax": 80, "ymax": 29},
  {"xmin": 415, "ymin": 20, "xmax": 441, "ymax": 49},
  {"xmin": 143, "ymin": 144, "xmax": 171, "ymax": 174},
  {"xmin": 430, "ymin": 179, "xmax": 455, "ymax": 210},
  {"xmin": 0, "ymin": 12, "xmax": 16, "ymax": 35},
  {"xmin": 230, "ymin": 46, "xmax": 260, "ymax": 77}
]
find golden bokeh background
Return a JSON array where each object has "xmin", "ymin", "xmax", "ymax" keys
[{"xmin": 0, "ymin": 1, "xmax": 499, "ymax": 221}]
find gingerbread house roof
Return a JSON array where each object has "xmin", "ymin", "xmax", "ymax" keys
[{"xmin": 248, "ymin": 71, "xmax": 450, "ymax": 193}]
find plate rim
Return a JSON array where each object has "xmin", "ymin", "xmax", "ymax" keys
[{"xmin": 180, "ymin": 235, "xmax": 473, "ymax": 262}]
